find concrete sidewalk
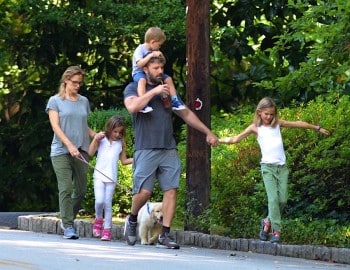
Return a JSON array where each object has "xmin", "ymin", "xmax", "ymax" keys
[{"xmin": 11, "ymin": 212, "xmax": 350, "ymax": 265}]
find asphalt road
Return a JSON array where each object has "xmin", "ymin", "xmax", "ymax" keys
[
  {"xmin": 1, "ymin": 213, "xmax": 350, "ymax": 270},
  {"xmin": 1, "ymin": 228, "xmax": 349, "ymax": 270}
]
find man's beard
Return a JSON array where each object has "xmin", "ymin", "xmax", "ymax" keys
[{"xmin": 148, "ymin": 73, "xmax": 163, "ymax": 85}]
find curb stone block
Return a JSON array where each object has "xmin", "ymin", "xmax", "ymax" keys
[
  {"xmin": 209, "ymin": 234, "xmax": 220, "ymax": 249},
  {"xmin": 249, "ymin": 240, "xmax": 260, "ymax": 253},
  {"xmin": 218, "ymin": 237, "xmax": 231, "ymax": 250},
  {"xmin": 75, "ymin": 219, "xmax": 86, "ymax": 237},
  {"xmin": 115, "ymin": 225, "xmax": 124, "ymax": 240},
  {"xmin": 42, "ymin": 218, "xmax": 58, "ymax": 234},
  {"xmin": 298, "ymin": 245, "xmax": 313, "ymax": 260},
  {"xmin": 230, "ymin": 238, "xmax": 238, "ymax": 251},
  {"xmin": 331, "ymin": 247, "xmax": 350, "ymax": 264},
  {"xmin": 240, "ymin": 238, "xmax": 249, "ymax": 252},
  {"xmin": 182, "ymin": 231, "xmax": 196, "ymax": 246},
  {"xmin": 278, "ymin": 244, "xmax": 298, "ymax": 257},
  {"xmin": 18, "ymin": 216, "xmax": 29, "ymax": 231},
  {"xmin": 262, "ymin": 241, "xmax": 277, "ymax": 256},
  {"xmin": 313, "ymin": 246, "xmax": 331, "ymax": 262},
  {"xmin": 222, "ymin": 237, "xmax": 233, "ymax": 250}
]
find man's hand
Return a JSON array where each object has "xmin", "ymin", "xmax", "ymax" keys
[{"xmin": 206, "ymin": 133, "xmax": 219, "ymax": 146}]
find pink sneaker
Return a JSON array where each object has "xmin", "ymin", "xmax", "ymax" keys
[
  {"xmin": 93, "ymin": 218, "xmax": 103, "ymax": 237},
  {"xmin": 101, "ymin": 229, "xmax": 111, "ymax": 241}
]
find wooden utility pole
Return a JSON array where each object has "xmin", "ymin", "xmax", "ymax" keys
[{"xmin": 185, "ymin": 0, "xmax": 210, "ymax": 232}]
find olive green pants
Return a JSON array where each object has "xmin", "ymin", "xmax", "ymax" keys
[
  {"xmin": 260, "ymin": 163, "xmax": 289, "ymax": 232},
  {"xmin": 51, "ymin": 152, "xmax": 89, "ymax": 227}
]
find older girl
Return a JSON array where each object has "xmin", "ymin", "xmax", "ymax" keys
[{"xmin": 219, "ymin": 97, "xmax": 330, "ymax": 243}]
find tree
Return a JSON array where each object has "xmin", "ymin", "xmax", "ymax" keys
[
  {"xmin": 185, "ymin": 0, "xmax": 211, "ymax": 232},
  {"xmin": 0, "ymin": 0, "xmax": 186, "ymax": 211}
]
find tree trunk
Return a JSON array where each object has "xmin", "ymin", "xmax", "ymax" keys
[{"xmin": 185, "ymin": 0, "xmax": 210, "ymax": 233}]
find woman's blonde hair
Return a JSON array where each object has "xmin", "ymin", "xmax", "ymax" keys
[
  {"xmin": 58, "ymin": 66, "xmax": 85, "ymax": 98},
  {"xmin": 144, "ymin": 27, "xmax": 166, "ymax": 43},
  {"xmin": 253, "ymin": 97, "xmax": 279, "ymax": 127}
]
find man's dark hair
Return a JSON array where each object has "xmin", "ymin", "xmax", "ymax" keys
[{"xmin": 146, "ymin": 54, "xmax": 166, "ymax": 66}]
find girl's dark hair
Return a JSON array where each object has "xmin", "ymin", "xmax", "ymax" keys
[{"xmin": 104, "ymin": 116, "xmax": 126, "ymax": 139}]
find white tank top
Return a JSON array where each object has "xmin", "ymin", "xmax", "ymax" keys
[
  {"xmin": 257, "ymin": 125, "xmax": 286, "ymax": 165},
  {"xmin": 94, "ymin": 137, "xmax": 122, "ymax": 182}
]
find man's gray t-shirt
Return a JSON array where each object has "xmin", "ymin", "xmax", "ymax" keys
[
  {"xmin": 45, "ymin": 94, "xmax": 91, "ymax": 157},
  {"xmin": 124, "ymin": 82, "xmax": 177, "ymax": 150}
]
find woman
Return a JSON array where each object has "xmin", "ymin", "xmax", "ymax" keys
[{"xmin": 46, "ymin": 66, "xmax": 96, "ymax": 239}]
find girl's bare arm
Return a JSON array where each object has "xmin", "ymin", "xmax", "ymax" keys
[
  {"xmin": 279, "ymin": 120, "xmax": 330, "ymax": 135},
  {"xmin": 219, "ymin": 124, "xmax": 257, "ymax": 144},
  {"xmin": 119, "ymin": 140, "xmax": 133, "ymax": 165}
]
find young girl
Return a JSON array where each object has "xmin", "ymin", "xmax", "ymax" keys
[
  {"xmin": 88, "ymin": 116, "xmax": 133, "ymax": 241},
  {"xmin": 219, "ymin": 97, "xmax": 330, "ymax": 243}
]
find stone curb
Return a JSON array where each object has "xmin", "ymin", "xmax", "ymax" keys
[{"xmin": 17, "ymin": 213, "xmax": 350, "ymax": 265}]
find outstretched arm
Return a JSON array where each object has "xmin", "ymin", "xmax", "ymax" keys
[
  {"xmin": 279, "ymin": 120, "xmax": 330, "ymax": 135},
  {"xmin": 219, "ymin": 124, "xmax": 257, "ymax": 144},
  {"xmin": 174, "ymin": 108, "xmax": 219, "ymax": 146}
]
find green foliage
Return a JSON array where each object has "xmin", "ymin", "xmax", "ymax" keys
[
  {"xmin": 284, "ymin": 95, "xmax": 350, "ymax": 222},
  {"xmin": 283, "ymin": 218, "xmax": 350, "ymax": 248},
  {"xmin": 256, "ymin": 0, "xmax": 350, "ymax": 103},
  {"xmin": 0, "ymin": 90, "xmax": 57, "ymax": 211}
]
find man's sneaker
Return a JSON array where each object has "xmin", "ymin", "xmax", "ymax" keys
[
  {"xmin": 63, "ymin": 226, "xmax": 79, "ymax": 239},
  {"xmin": 93, "ymin": 218, "xmax": 103, "ymax": 237},
  {"xmin": 259, "ymin": 218, "xmax": 271, "ymax": 241},
  {"xmin": 270, "ymin": 231, "xmax": 281, "ymax": 243},
  {"xmin": 156, "ymin": 233, "xmax": 180, "ymax": 249},
  {"xmin": 171, "ymin": 99, "xmax": 185, "ymax": 111},
  {"xmin": 101, "ymin": 229, "xmax": 112, "ymax": 241},
  {"xmin": 140, "ymin": 106, "xmax": 153, "ymax": 113},
  {"xmin": 124, "ymin": 215, "xmax": 137, "ymax": 245}
]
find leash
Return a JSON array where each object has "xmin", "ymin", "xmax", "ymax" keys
[{"xmin": 75, "ymin": 154, "xmax": 133, "ymax": 195}]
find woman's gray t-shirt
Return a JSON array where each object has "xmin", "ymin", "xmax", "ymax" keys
[{"xmin": 45, "ymin": 94, "xmax": 91, "ymax": 157}]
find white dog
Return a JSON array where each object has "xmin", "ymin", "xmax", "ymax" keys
[{"xmin": 137, "ymin": 202, "xmax": 163, "ymax": 245}]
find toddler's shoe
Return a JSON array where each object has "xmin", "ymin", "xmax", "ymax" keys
[
  {"xmin": 101, "ymin": 229, "xmax": 112, "ymax": 241},
  {"xmin": 140, "ymin": 106, "xmax": 153, "ymax": 113},
  {"xmin": 259, "ymin": 218, "xmax": 271, "ymax": 241},
  {"xmin": 93, "ymin": 218, "xmax": 103, "ymax": 237},
  {"xmin": 171, "ymin": 99, "xmax": 185, "ymax": 111}
]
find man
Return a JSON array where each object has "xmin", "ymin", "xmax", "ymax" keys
[{"xmin": 123, "ymin": 55, "xmax": 218, "ymax": 249}]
